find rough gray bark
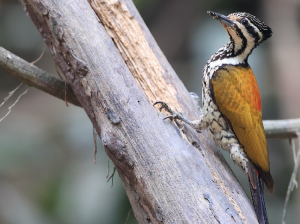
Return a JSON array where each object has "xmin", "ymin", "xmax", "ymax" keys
[{"xmin": 20, "ymin": 0, "xmax": 258, "ymax": 223}]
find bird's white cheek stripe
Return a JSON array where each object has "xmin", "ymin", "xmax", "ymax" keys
[
  {"xmin": 239, "ymin": 26, "xmax": 255, "ymax": 59},
  {"xmin": 228, "ymin": 29, "xmax": 243, "ymax": 54}
]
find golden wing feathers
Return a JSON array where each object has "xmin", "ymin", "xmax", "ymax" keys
[{"xmin": 211, "ymin": 65, "xmax": 269, "ymax": 173}]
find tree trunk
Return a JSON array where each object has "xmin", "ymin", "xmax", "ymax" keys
[{"xmin": 21, "ymin": 0, "xmax": 258, "ymax": 223}]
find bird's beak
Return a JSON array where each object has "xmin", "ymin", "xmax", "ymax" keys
[{"xmin": 207, "ymin": 11, "xmax": 234, "ymax": 28}]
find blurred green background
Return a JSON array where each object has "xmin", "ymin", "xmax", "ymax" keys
[{"xmin": 0, "ymin": 0, "xmax": 299, "ymax": 223}]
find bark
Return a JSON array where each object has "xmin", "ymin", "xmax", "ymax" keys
[{"xmin": 20, "ymin": 0, "xmax": 258, "ymax": 223}]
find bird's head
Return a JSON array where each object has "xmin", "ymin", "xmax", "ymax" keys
[{"xmin": 207, "ymin": 11, "xmax": 272, "ymax": 60}]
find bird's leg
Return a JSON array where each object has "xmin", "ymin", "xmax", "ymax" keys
[
  {"xmin": 153, "ymin": 101, "xmax": 208, "ymax": 130},
  {"xmin": 229, "ymin": 144, "xmax": 249, "ymax": 174}
]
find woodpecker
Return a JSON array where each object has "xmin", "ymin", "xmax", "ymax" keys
[{"xmin": 154, "ymin": 11, "xmax": 274, "ymax": 224}]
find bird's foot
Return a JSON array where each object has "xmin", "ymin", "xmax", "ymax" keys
[
  {"xmin": 153, "ymin": 101, "xmax": 181, "ymax": 121},
  {"xmin": 153, "ymin": 101, "xmax": 206, "ymax": 130}
]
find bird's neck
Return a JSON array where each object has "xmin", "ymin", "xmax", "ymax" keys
[
  {"xmin": 206, "ymin": 43, "xmax": 247, "ymax": 71},
  {"xmin": 211, "ymin": 40, "xmax": 256, "ymax": 67}
]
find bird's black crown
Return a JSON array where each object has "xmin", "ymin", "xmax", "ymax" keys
[{"xmin": 231, "ymin": 12, "xmax": 272, "ymax": 42}]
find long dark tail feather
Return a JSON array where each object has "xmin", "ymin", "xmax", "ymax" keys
[{"xmin": 249, "ymin": 176, "xmax": 269, "ymax": 224}]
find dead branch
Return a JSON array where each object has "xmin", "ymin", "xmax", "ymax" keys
[
  {"xmin": 0, "ymin": 83, "xmax": 29, "ymax": 122},
  {"xmin": 264, "ymin": 119, "xmax": 300, "ymax": 139},
  {"xmin": 0, "ymin": 47, "xmax": 80, "ymax": 107},
  {"xmin": 282, "ymin": 133, "xmax": 300, "ymax": 224}
]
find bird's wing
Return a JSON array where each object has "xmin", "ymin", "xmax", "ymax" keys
[{"xmin": 211, "ymin": 65, "xmax": 269, "ymax": 173}]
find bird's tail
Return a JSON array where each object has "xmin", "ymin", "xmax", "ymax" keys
[{"xmin": 247, "ymin": 163, "xmax": 269, "ymax": 224}]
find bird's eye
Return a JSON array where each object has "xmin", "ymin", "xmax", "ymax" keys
[{"xmin": 241, "ymin": 18, "xmax": 249, "ymax": 26}]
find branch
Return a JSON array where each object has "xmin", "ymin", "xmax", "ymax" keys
[
  {"xmin": 0, "ymin": 47, "xmax": 81, "ymax": 107},
  {"xmin": 0, "ymin": 83, "xmax": 29, "ymax": 122},
  {"xmin": 282, "ymin": 133, "xmax": 300, "ymax": 224},
  {"xmin": 264, "ymin": 119, "xmax": 300, "ymax": 139}
]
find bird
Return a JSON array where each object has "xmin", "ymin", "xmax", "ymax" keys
[{"xmin": 154, "ymin": 11, "xmax": 274, "ymax": 224}]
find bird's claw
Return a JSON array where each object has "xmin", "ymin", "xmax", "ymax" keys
[
  {"xmin": 153, "ymin": 101, "xmax": 179, "ymax": 121},
  {"xmin": 153, "ymin": 101, "xmax": 172, "ymax": 113},
  {"xmin": 163, "ymin": 115, "xmax": 176, "ymax": 121}
]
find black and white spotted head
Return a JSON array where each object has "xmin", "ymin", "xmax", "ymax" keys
[{"xmin": 207, "ymin": 11, "xmax": 272, "ymax": 62}]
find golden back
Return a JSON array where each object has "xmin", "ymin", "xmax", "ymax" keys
[{"xmin": 211, "ymin": 65, "xmax": 269, "ymax": 172}]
